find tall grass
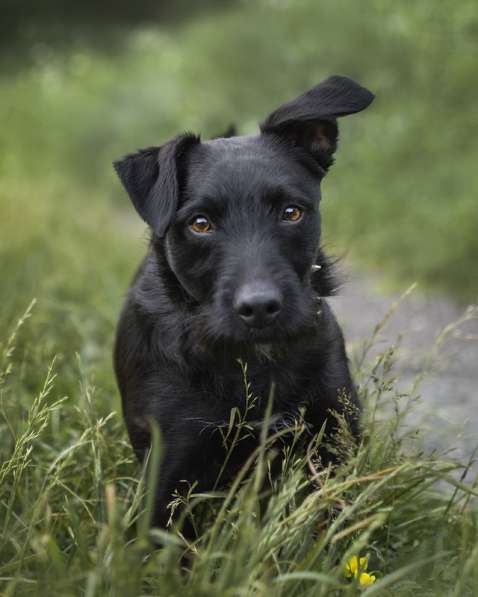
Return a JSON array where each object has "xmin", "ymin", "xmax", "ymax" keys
[{"xmin": 1, "ymin": 296, "xmax": 477, "ymax": 596}]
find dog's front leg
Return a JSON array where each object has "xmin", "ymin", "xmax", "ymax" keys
[
  {"xmin": 149, "ymin": 426, "xmax": 226, "ymax": 538},
  {"xmin": 306, "ymin": 303, "xmax": 362, "ymax": 463}
]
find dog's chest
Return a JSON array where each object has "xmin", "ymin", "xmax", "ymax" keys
[{"xmin": 197, "ymin": 355, "xmax": 315, "ymax": 424}]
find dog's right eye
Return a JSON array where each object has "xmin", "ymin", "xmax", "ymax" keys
[
  {"xmin": 189, "ymin": 215, "xmax": 213, "ymax": 234},
  {"xmin": 281, "ymin": 205, "xmax": 304, "ymax": 223}
]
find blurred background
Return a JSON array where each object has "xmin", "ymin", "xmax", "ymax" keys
[{"xmin": 0, "ymin": 0, "xmax": 477, "ymax": 429}]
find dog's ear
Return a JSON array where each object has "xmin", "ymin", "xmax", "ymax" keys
[
  {"xmin": 113, "ymin": 133, "xmax": 200, "ymax": 237},
  {"xmin": 260, "ymin": 75, "xmax": 374, "ymax": 172}
]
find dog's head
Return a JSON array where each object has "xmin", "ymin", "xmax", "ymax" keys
[{"xmin": 114, "ymin": 76, "xmax": 373, "ymax": 346}]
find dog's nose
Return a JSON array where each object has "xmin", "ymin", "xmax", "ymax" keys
[{"xmin": 234, "ymin": 283, "xmax": 282, "ymax": 328}]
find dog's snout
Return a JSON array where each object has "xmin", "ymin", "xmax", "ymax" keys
[{"xmin": 234, "ymin": 283, "xmax": 282, "ymax": 328}]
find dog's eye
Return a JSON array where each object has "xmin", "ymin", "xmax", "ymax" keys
[
  {"xmin": 189, "ymin": 215, "xmax": 213, "ymax": 234},
  {"xmin": 281, "ymin": 205, "xmax": 303, "ymax": 222}
]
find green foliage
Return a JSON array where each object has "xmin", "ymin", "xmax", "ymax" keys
[
  {"xmin": 1, "ymin": 0, "xmax": 477, "ymax": 298},
  {"xmin": 0, "ymin": 175, "xmax": 142, "ymax": 402}
]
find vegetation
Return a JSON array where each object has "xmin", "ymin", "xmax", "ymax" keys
[
  {"xmin": 1, "ymin": 296, "xmax": 477, "ymax": 596},
  {"xmin": 1, "ymin": 1, "xmax": 477, "ymax": 595},
  {"xmin": 1, "ymin": 0, "xmax": 478, "ymax": 300}
]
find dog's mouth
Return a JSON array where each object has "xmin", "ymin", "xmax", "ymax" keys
[
  {"xmin": 243, "ymin": 326, "xmax": 282, "ymax": 343},
  {"xmin": 186, "ymin": 301, "xmax": 319, "ymax": 363},
  {"xmin": 187, "ymin": 281, "xmax": 320, "ymax": 355},
  {"xmin": 244, "ymin": 313, "xmax": 317, "ymax": 342},
  {"xmin": 213, "ymin": 302, "xmax": 319, "ymax": 347}
]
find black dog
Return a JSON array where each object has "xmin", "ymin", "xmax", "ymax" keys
[{"xmin": 113, "ymin": 75, "xmax": 374, "ymax": 531}]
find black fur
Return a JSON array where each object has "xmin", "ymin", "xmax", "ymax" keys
[{"xmin": 113, "ymin": 75, "xmax": 374, "ymax": 532}]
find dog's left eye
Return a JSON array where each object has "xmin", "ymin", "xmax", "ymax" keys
[
  {"xmin": 189, "ymin": 215, "xmax": 213, "ymax": 234},
  {"xmin": 281, "ymin": 205, "xmax": 303, "ymax": 222}
]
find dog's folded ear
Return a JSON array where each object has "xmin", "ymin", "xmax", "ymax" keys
[
  {"xmin": 260, "ymin": 75, "xmax": 374, "ymax": 173},
  {"xmin": 113, "ymin": 133, "xmax": 200, "ymax": 237}
]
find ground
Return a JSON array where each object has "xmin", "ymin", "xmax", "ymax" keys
[{"xmin": 331, "ymin": 264, "xmax": 478, "ymax": 478}]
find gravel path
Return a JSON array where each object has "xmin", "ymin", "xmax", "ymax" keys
[{"xmin": 329, "ymin": 265, "xmax": 478, "ymax": 478}]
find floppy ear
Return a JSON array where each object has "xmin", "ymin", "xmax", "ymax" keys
[
  {"xmin": 260, "ymin": 75, "xmax": 374, "ymax": 173},
  {"xmin": 113, "ymin": 133, "xmax": 200, "ymax": 237}
]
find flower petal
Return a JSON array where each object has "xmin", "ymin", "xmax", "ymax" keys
[
  {"xmin": 344, "ymin": 555, "xmax": 359, "ymax": 577},
  {"xmin": 359, "ymin": 572, "xmax": 376, "ymax": 586}
]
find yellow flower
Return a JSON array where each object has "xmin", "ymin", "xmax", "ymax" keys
[
  {"xmin": 359, "ymin": 572, "xmax": 376, "ymax": 586},
  {"xmin": 344, "ymin": 555, "xmax": 369, "ymax": 578},
  {"xmin": 344, "ymin": 555, "xmax": 376, "ymax": 586}
]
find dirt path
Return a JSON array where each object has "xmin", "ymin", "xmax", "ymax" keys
[{"xmin": 330, "ymin": 265, "xmax": 478, "ymax": 478}]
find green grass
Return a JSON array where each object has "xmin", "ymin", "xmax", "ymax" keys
[{"xmin": 1, "ymin": 290, "xmax": 477, "ymax": 596}]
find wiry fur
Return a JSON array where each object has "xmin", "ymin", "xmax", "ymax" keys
[{"xmin": 113, "ymin": 75, "xmax": 374, "ymax": 533}]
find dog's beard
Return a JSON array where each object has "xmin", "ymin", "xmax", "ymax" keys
[{"xmin": 184, "ymin": 289, "xmax": 319, "ymax": 361}]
